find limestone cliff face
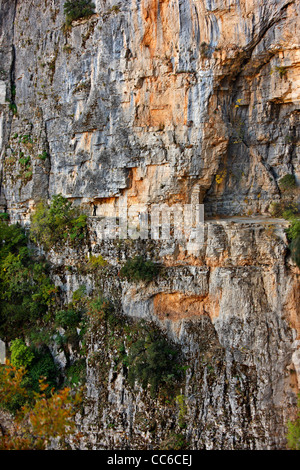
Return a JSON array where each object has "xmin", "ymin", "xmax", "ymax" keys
[
  {"xmin": 1, "ymin": 0, "xmax": 300, "ymax": 219},
  {"xmin": 0, "ymin": 0, "xmax": 299, "ymax": 449},
  {"xmin": 73, "ymin": 218, "xmax": 298, "ymax": 450}
]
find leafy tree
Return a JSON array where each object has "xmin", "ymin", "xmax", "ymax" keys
[
  {"xmin": 64, "ymin": 358, "xmax": 86, "ymax": 387},
  {"xmin": 0, "ymin": 221, "xmax": 27, "ymax": 261},
  {"xmin": 0, "ymin": 212, "xmax": 9, "ymax": 221},
  {"xmin": 9, "ymin": 339, "xmax": 59, "ymax": 399},
  {"xmin": 86, "ymin": 254, "xmax": 107, "ymax": 272},
  {"xmin": 30, "ymin": 195, "xmax": 87, "ymax": 251},
  {"xmin": 0, "ymin": 221, "xmax": 57, "ymax": 344},
  {"xmin": 54, "ymin": 306, "xmax": 85, "ymax": 363},
  {"xmin": 10, "ymin": 339, "xmax": 34, "ymax": 370},
  {"xmin": 55, "ymin": 308, "xmax": 82, "ymax": 330},
  {"xmin": 128, "ymin": 325, "xmax": 181, "ymax": 397},
  {"xmin": 27, "ymin": 345, "xmax": 59, "ymax": 393},
  {"xmin": 0, "ymin": 362, "xmax": 81, "ymax": 450},
  {"xmin": 0, "ymin": 361, "xmax": 28, "ymax": 415}
]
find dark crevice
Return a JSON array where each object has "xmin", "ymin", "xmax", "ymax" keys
[
  {"xmin": 9, "ymin": 0, "xmax": 18, "ymax": 113},
  {"xmin": 207, "ymin": 2, "xmax": 294, "ymax": 212},
  {"xmin": 44, "ymin": 117, "xmax": 51, "ymax": 201},
  {"xmin": 238, "ymin": 1, "xmax": 294, "ymax": 74},
  {"xmin": 217, "ymin": 1, "xmax": 295, "ymax": 89}
]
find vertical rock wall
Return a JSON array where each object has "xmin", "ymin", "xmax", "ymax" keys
[
  {"xmin": 0, "ymin": 0, "xmax": 299, "ymax": 450},
  {"xmin": 1, "ymin": 0, "xmax": 299, "ymax": 220}
]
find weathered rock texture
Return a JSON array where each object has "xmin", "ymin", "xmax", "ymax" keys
[
  {"xmin": 1, "ymin": 0, "xmax": 300, "ymax": 220},
  {"xmin": 0, "ymin": 0, "xmax": 299, "ymax": 450}
]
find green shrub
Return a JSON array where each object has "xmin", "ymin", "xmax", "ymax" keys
[
  {"xmin": 10, "ymin": 339, "xmax": 34, "ymax": 370},
  {"xmin": 30, "ymin": 194, "xmax": 87, "ymax": 250},
  {"xmin": 55, "ymin": 309, "xmax": 82, "ymax": 329},
  {"xmin": 127, "ymin": 325, "xmax": 181, "ymax": 397},
  {"xmin": 19, "ymin": 156, "xmax": 31, "ymax": 167},
  {"xmin": 9, "ymin": 342, "xmax": 58, "ymax": 396},
  {"xmin": 65, "ymin": 358, "xmax": 86, "ymax": 386},
  {"xmin": 282, "ymin": 209, "xmax": 297, "ymax": 220},
  {"xmin": 0, "ymin": 221, "xmax": 27, "ymax": 258},
  {"xmin": 86, "ymin": 254, "xmax": 107, "ymax": 271},
  {"xmin": 282, "ymin": 211, "xmax": 300, "ymax": 268},
  {"xmin": 86, "ymin": 295, "xmax": 117, "ymax": 328},
  {"xmin": 287, "ymin": 394, "xmax": 300, "ymax": 450},
  {"xmin": 19, "ymin": 135, "xmax": 32, "ymax": 145},
  {"xmin": 64, "ymin": 0, "xmax": 95, "ymax": 26},
  {"xmin": 269, "ymin": 201, "xmax": 282, "ymax": 218},
  {"xmin": 38, "ymin": 150, "xmax": 48, "ymax": 161},
  {"xmin": 286, "ymin": 218, "xmax": 300, "ymax": 241},
  {"xmin": 119, "ymin": 256, "xmax": 160, "ymax": 283},
  {"xmin": 269, "ymin": 200, "xmax": 297, "ymax": 218},
  {"xmin": 275, "ymin": 66, "xmax": 287, "ymax": 78},
  {"xmin": 54, "ymin": 306, "xmax": 84, "ymax": 352},
  {"xmin": 109, "ymin": 5, "xmax": 121, "ymax": 13},
  {"xmin": 278, "ymin": 174, "xmax": 296, "ymax": 192}
]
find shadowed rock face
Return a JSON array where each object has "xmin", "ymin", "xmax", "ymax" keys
[{"xmin": 0, "ymin": 0, "xmax": 299, "ymax": 449}]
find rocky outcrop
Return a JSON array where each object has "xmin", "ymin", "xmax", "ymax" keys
[
  {"xmin": 0, "ymin": 0, "xmax": 299, "ymax": 450},
  {"xmin": 0, "ymin": 0, "xmax": 299, "ymax": 221},
  {"xmin": 45, "ymin": 216, "xmax": 299, "ymax": 450}
]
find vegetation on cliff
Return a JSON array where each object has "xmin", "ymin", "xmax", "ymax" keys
[
  {"xmin": 127, "ymin": 324, "xmax": 183, "ymax": 397},
  {"xmin": 0, "ymin": 202, "xmax": 187, "ymax": 449},
  {"xmin": 0, "ymin": 362, "xmax": 81, "ymax": 450},
  {"xmin": 287, "ymin": 394, "xmax": 300, "ymax": 450},
  {"xmin": 0, "ymin": 221, "xmax": 57, "ymax": 344},
  {"xmin": 269, "ymin": 173, "xmax": 300, "ymax": 268},
  {"xmin": 119, "ymin": 255, "xmax": 161, "ymax": 283},
  {"xmin": 63, "ymin": 0, "xmax": 95, "ymax": 26},
  {"xmin": 30, "ymin": 195, "xmax": 87, "ymax": 251},
  {"xmin": 0, "ymin": 215, "xmax": 84, "ymax": 448},
  {"xmin": 284, "ymin": 210, "xmax": 300, "ymax": 269}
]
